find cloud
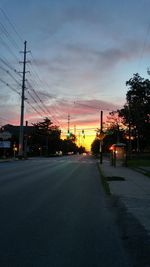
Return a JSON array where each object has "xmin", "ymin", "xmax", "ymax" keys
[
  {"xmin": 0, "ymin": 94, "xmax": 10, "ymax": 103},
  {"xmin": 41, "ymin": 98, "xmax": 120, "ymax": 129},
  {"xmin": 35, "ymin": 37, "xmax": 149, "ymax": 80},
  {"xmin": 30, "ymin": 38, "xmax": 149, "ymax": 104},
  {"xmin": 2, "ymin": 0, "xmax": 150, "ymax": 129},
  {"xmin": 0, "ymin": 103, "xmax": 20, "ymax": 125},
  {"xmin": 24, "ymin": 97, "xmax": 112, "ymax": 127}
]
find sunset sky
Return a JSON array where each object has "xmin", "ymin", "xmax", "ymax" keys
[{"xmin": 1, "ymin": 0, "xmax": 150, "ymax": 150}]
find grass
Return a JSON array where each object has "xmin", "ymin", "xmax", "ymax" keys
[
  {"xmin": 127, "ymin": 158, "xmax": 150, "ymax": 177},
  {"xmin": 127, "ymin": 158, "xmax": 150, "ymax": 167},
  {"xmin": 97, "ymin": 163, "xmax": 111, "ymax": 195}
]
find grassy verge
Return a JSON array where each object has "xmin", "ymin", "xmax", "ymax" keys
[
  {"xmin": 127, "ymin": 158, "xmax": 150, "ymax": 177},
  {"xmin": 97, "ymin": 163, "xmax": 111, "ymax": 195},
  {"xmin": 127, "ymin": 158, "xmax": 150, "ymax": 167}
]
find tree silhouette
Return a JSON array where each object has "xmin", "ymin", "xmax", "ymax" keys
[{"xmin": 118, "ymin": 73, "xmax": 150, "ymax": 151}]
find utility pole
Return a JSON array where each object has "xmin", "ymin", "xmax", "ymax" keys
[
  {"xmin": 18, "ymin": 41, "xmax": 29, "ymax": 158},
  {"xmin": 100, "ymin": 110, "xmax": 103, "ymax": 133},
  {"xmin": 100, "ymin": 110, "xmax": 103, "ymax": 164},
  {"xmin": 68, "ymin": 114, "xmax": 70, "ymax": 133},
  {"xmin": 24, "ymin": 120, "xmax": 28, "ymax": 159},
  {"xmin": 74, "ymin": 125, "xmax": 76, "ymax": 136},
  {"xmin": 67, "ymin": 114, "xmax": 70, "ymax": 138}
]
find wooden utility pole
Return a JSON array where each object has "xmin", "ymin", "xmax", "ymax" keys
[{"xmin": 18, "ymin": 41, "xmax": 29, "ymax": 158}]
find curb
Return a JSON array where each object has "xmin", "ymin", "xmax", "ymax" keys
[{"xmin": 97, "ymin": 163, "xmax": 111, "ymax": 195}]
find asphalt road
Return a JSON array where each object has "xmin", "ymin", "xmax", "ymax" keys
[{"xmin": 0, "ymin": 155, "xmax": 132, "ymax": 267}]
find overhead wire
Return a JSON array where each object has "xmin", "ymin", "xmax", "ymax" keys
[
  {"xmin": 26, "ymin": 80, "xmax": 60, "ymax": 125},
  {"xmin": 0, "ymin": 8, "xmax": 65, "ymax": 128},
  {"xmin": 27, "ymin": 90, "xmax": 49, "ymax": 116},
  {"xmin": 0, "ymin": 8, "xmax": 46, "ymax": 122},
  {"xmin": 0, "ymin": 20, "xmax": 20, "ymax": 50},
  {"xmin": 25, "ymin": 99, "xmax": 44, "ymax": 118},
  {"xmin": 0, "ymin": 65, "xmax": 21, "ymax": 86},
  {"xmin": 0, "ymin": 77, "xmax": 21, "ymax": 95},
  {"xmin": 26, "ymin": 55, "xmax": 63, "ymax": 127},
  {"xmin": 0, "ymin": 8, "xmax": 23, "ymax": 43},
  {"xmin": 74, "ymin": 101, "xmax": 111, "ymax": 111},
  {"xmin": 0, "ymin": 56, "xmax": 21, "ymax": 74},
  {"xmin": 0, "ymin": 33, "xmax": 20, "ymax": 63}
]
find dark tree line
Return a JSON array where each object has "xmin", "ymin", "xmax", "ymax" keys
[
  {"xmin": 30, "ymin": 117, "xmax": 85, "ymax": 156},
  {"xmin": 118, "ymin": 73, "xmax": 150, "ymax": 152},
  {"xmin": 0, "ymin": 117, "xmax": 86, "ymax": 157},
  {"xmin": 91, "ymin": 73, "xmax": 150, "ymax": 154}
]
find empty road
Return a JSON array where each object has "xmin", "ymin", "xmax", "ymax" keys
[{"xmin": 0, "ymin": 155, "xmax": 132, "ymax": 266}]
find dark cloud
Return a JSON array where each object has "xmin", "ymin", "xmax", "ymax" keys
[
  {"xmin": 0, "ymin": 94, "xmax": 10, "ymax": 103},
  {"xmin": 35, "ymin": 38, "xmax": 150, "ymax": 78}
]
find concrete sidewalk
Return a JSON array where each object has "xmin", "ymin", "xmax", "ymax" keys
[{"xmin": 100, "ymin": 158, "xmax": 150, "ymax": 235}]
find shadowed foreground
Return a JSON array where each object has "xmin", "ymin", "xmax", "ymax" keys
[{"xmin": 0, "ymin": 156, "xmax": 132, "ymax": 266}]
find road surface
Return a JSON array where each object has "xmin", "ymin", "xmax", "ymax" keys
[{"xmin": 0, "ymin": 155, "xmax": 132, "ymax": 266}]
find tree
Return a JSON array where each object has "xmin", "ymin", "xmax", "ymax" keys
[
  {"xmin": 118, "ymin": 73, "xmax": 150, "ymax": 151},
  {"xmin": 32, "ymin": 117, "xmax": 61, "ymax": 155},
  {"xmin": 61, "ymin": 139, "xmax": 78, "ymax": 154},
  {"xmin": 48, "ymin": 125, "xmax": 61, "ymax": 154},
  {"xmin": 33, "ymin": 117, "xmax": 53, "ymax": 135},
  {"xmin": 91, "ymin": 138, "xmax": 100, "ymax": 155},
  {"xmin": 105, "ymin": 111, "xmax": 125, "ymax": 143}
]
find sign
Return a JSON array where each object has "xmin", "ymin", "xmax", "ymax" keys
[
  {"xmin": 0, "ymin": 131, "xmax": 12, "ymax": 140},
  {"xmin": 0, "ymin": 141, "xmax": 11, "ymax": 148}
]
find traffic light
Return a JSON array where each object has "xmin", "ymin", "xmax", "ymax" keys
[
  {"xmin": 67, "ymin": 130, "xmax": 71, "ymax": 139},
  {"xmin": 82, "ymin": 129, "xmax": 85, "ymax": 138}
]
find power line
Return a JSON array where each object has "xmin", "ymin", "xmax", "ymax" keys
[
  {"xmin": 0, "ymin": 20, "xmax": 20, "ymax": 50},
  {"xmin": 74, "ymin": 101, "xmax": 110, "ymax": 111},
  {"xmin": 30, "ymin": 52, "xmax": 52, "ymax": 90},
  {"xmin": 0, "ymin": 77, "xmax": 20, "ymax": 95},
  {"xmin": 0, "ymin": 35, "xmax": 20, "ymax": 62},
  {"xmin": 0, "ymin": 9, "xmax": 53, "ymax": 125},
  {"xmin": 0, "ymin": 56, "xmax": 21, "ymax": 74},
  {"xmin": 26, "ymin": 50, "xmax": 66, "ymax": 127},
  {"xmin": 25, "ymin": 55, "xmax": 62, "ymax": 125},
  {"xmin": 27, "ymin": 90, "xmax": 49, "ymax": 116},
  {"xmin": 28, "ymin": 61, "xmax": 61, "ymax": 126},
  {"xmin": 25, "ymin": 99, "xmax": 44, "ymax": 118},
  {"xmin": 0, "ymin": 65, "xmax": 21, "ymax": 86},
  {"xmin": 0, "ymin": 8, "xmax": 23, "ymax": 43},
  {"xmin": 26, "ymin": 82, "xmax": 60, "ymax": 125},
  {"xmin": 0, "ymin": 9, "xmax": 65, "ymax": 128}
]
